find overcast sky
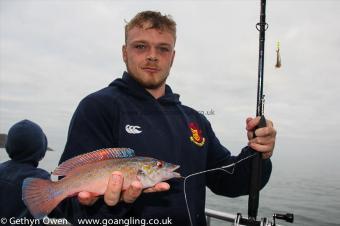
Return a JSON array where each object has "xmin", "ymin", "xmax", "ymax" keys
[{"xmin": 1, "ymin": 0, "xmax": 339, "ymax": 177}]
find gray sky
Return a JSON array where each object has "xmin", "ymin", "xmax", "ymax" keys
[{"xmin": 1, "ymin": 0, "xmax": 339, "ymax": 176}]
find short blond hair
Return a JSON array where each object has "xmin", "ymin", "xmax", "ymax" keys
[{"xmin": 125, "ymin": 11, "xmax": 176, "ymax": 43}]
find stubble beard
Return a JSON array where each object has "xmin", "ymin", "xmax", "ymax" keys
[{"xmin": 126, "ymin": 63, "xmax": 169, "ymax": 90}]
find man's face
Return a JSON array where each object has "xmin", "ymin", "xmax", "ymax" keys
[{"xmin": 122, "ymin": 24, "xmax": 176, "ymax": 89}]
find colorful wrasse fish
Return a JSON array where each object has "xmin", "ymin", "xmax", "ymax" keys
[{"xmin": 22, "ymin": 148, "xmax": 181, "ymax": 219}]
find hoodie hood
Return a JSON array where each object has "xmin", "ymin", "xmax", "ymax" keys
[
  {"xmin": 5, "ymin": 120, "xmax": 47, "ymax": 166},
  {"xmin": 109, "ymin": 72, "xmax": 181, "ymax": 105}
]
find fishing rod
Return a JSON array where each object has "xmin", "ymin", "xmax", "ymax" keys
[
  {"xmin": 233, "ymin": 1, "xmax": 294, "ymax": 225},
  {"xmin": 248, "ymin": 0, "xmax": 268, "ymax": 221}
]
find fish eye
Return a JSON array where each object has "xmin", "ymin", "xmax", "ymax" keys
[{"xmin": 156, "ymin": 161, "xmax": 163, "ymax": 168}]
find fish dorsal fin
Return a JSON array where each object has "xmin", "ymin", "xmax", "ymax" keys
[{"xmin": 53, "ymin": 148, "xmax": 135, "ymax": 176}]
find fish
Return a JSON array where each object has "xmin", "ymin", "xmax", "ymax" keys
[{"xmin": 22, "ymin": 148, "xmax": 181, "ymax": 219}]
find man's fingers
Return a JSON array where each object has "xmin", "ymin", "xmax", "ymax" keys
[
  {"xmin": 143, "ymin": 182, "xmax": 170, "ymax": 193},
  {"xmin": 246, "ymin": 116, "xmax": 276, "ymax": 159},
  {"xmin": 121, "ymin": 181, "xmax": 143, "ymax": 203},
  {"xmin": 248, "ymin": 140, "xmax": 273, "ymax": 151},
  {"xmin": 262, "ymin": 151, "xmax": 273, "ymax": 159},
  {"xmin": 104, "ymin": 172, "xmax": 124, "ymax": 206},
  {"xmin": 254, "ymin": 126, "xmax": 276, "ymax": 138},
  {"xmin": 247, "ymin": 117, "xmax": 276, "ymax": 140},
  {"xmin": 266, "ymin": 119, "xmax": 274, "ymax": 127},
  {"xmin": 80, "ymin": 172, "xmax": 173, "ymax": 206},
  {"xmin": 248, "ymin": 142, "xmax": 273, "ymax": 159},
  {"xmin": 78, "ymin": 191, "xmax": 99, "ymax": 206},
  {"xmin": 247, "ymin": 130, "xmax": 254, "ymax": 140},
  {"xmin": 246, "ymin": 117, "xmax": 274, "ymax": 131},
  {"xmin": 102, "ymin": 172, "xmax": 170, "ymax": 205},
  {"xmin": 246, "ymin": 116, "xmax": 260, "ymax": 131},
  {"xmin": 247, "ymin": 127, "xmax": 272, "ymax": 140}
]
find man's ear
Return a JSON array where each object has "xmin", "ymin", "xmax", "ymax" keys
[
  {"xmin": 170, "ymin": 50, "xmax": 176, "ymax": 67},
  {"xmin": 122, "ymin": 45, "xmax": 127, "ymax": 63}
]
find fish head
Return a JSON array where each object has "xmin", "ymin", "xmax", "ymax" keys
[{"xmin": 137, "ymin": 158, "xmax": 181, "ymax": 188}]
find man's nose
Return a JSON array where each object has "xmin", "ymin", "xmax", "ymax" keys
[{"xmin": 147, "ymin": 47, "xmax": 158, "ymax": 62}]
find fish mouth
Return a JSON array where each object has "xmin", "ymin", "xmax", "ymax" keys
[
  {"xmin": 172, "ymin": 172, "xmax": 182, "ymax": 178},
  {"xmin": 170, "ymin": 165, "xmax": 181, "ymax": 178}
]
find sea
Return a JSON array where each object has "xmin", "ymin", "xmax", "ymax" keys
[
  {"xmin": 205, "ymin": 150, "xmax": 340, "ymax": 226},
  {"xmin": 205, "ymin": 169, "xmax": 340, "ymax": 226},
  {"xmin": 1, "ymin": 145, "xmax": 339, "ymax": 226}
]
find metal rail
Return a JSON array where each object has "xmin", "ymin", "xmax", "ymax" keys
[
  {"xmin": 205, "ymin": 208, "xmax": 285, "ymax": 226},
  {"xmin": 206, "ymin": 208, "xmax": 241, "ymax": 226}
]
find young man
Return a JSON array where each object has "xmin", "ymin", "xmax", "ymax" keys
[
  {"xmin": 0, "ymin": 120, "xmax": 50, "ymax": 223},
  {"xmin": 59, "ymin": 11, "xmax": 276, "ymax": 226}
]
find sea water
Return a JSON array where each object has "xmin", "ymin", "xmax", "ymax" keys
[{"xmin": 205, "ymin": 150, "xmax": 340, "ymax": 226}]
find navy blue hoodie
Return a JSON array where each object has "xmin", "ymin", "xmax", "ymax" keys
[
  {"xmin": 0, "ymin": 120, "xmax": 50, "ymax": 224},
  {"xmin": 59, "ymin": 72, "xmax": 272, "ymax": 226}
]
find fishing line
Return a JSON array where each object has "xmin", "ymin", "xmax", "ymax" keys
[{"xmin": 183, "ymin": 153, "xmax": 256, "ymax": 226}]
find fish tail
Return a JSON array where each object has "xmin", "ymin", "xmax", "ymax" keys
[{"xmin": 22, "ymin": 177, "xmax": 65, "ymax": 219}]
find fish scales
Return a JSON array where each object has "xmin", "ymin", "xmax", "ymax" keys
[{"xmin": 61, "ymin": 157, "xmax": 152, "ymax": 195}]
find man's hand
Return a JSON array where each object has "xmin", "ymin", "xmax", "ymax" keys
[
  {"xmin": 78, "ymin": 171, "xmax": 170, "ymax": 206},
  {"xmin": 246, "ymin": 116, "xmax": 276, "ymax": 159}
]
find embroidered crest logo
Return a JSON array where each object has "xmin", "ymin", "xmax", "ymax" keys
[{"xmin": 189, "ymin": 122, "xmax": 205, "ymax": 147}]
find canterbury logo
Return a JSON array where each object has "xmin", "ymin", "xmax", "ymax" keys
[{"xmin": 125, "ymin": 125, "xmax": 142, "ymax": 134}]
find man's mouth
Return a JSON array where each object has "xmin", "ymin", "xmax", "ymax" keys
[{"xmin": 142, "ymin": 67, "xmax": 160, "ymax": 73}]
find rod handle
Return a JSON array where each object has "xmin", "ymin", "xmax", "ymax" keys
[
  {"xmin": 253, "ymin": 115, "xmax": 267, "ymax": 138},
  {"xmin": 257, "ymin": 115, "xmax": 267, "ymax": 129}
]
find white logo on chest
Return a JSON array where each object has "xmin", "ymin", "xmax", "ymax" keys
[{"xmin": 125, "ymin": 125, "xmax": 142, "ymax": 134}]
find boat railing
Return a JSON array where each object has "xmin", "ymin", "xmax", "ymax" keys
[
  {"xmin": 205, "ymin": 208, "xmax": 285, "ymax": 226},
  {"xmin": 205, "ymin": 208, "xmax": 239, "ymax": 226}
]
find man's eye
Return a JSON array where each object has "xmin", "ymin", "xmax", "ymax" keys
[
  {"xmin": 135, "ymin": 44, "xmax": 146, "ymax": 49},
  {"xmin": 159, "ymin": 47, "xmax": 170, "ymax": 52}
]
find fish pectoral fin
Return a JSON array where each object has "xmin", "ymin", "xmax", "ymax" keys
[{"xmin": 136, "ymin": 169, "xmax": 146, "ymax": 181}]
